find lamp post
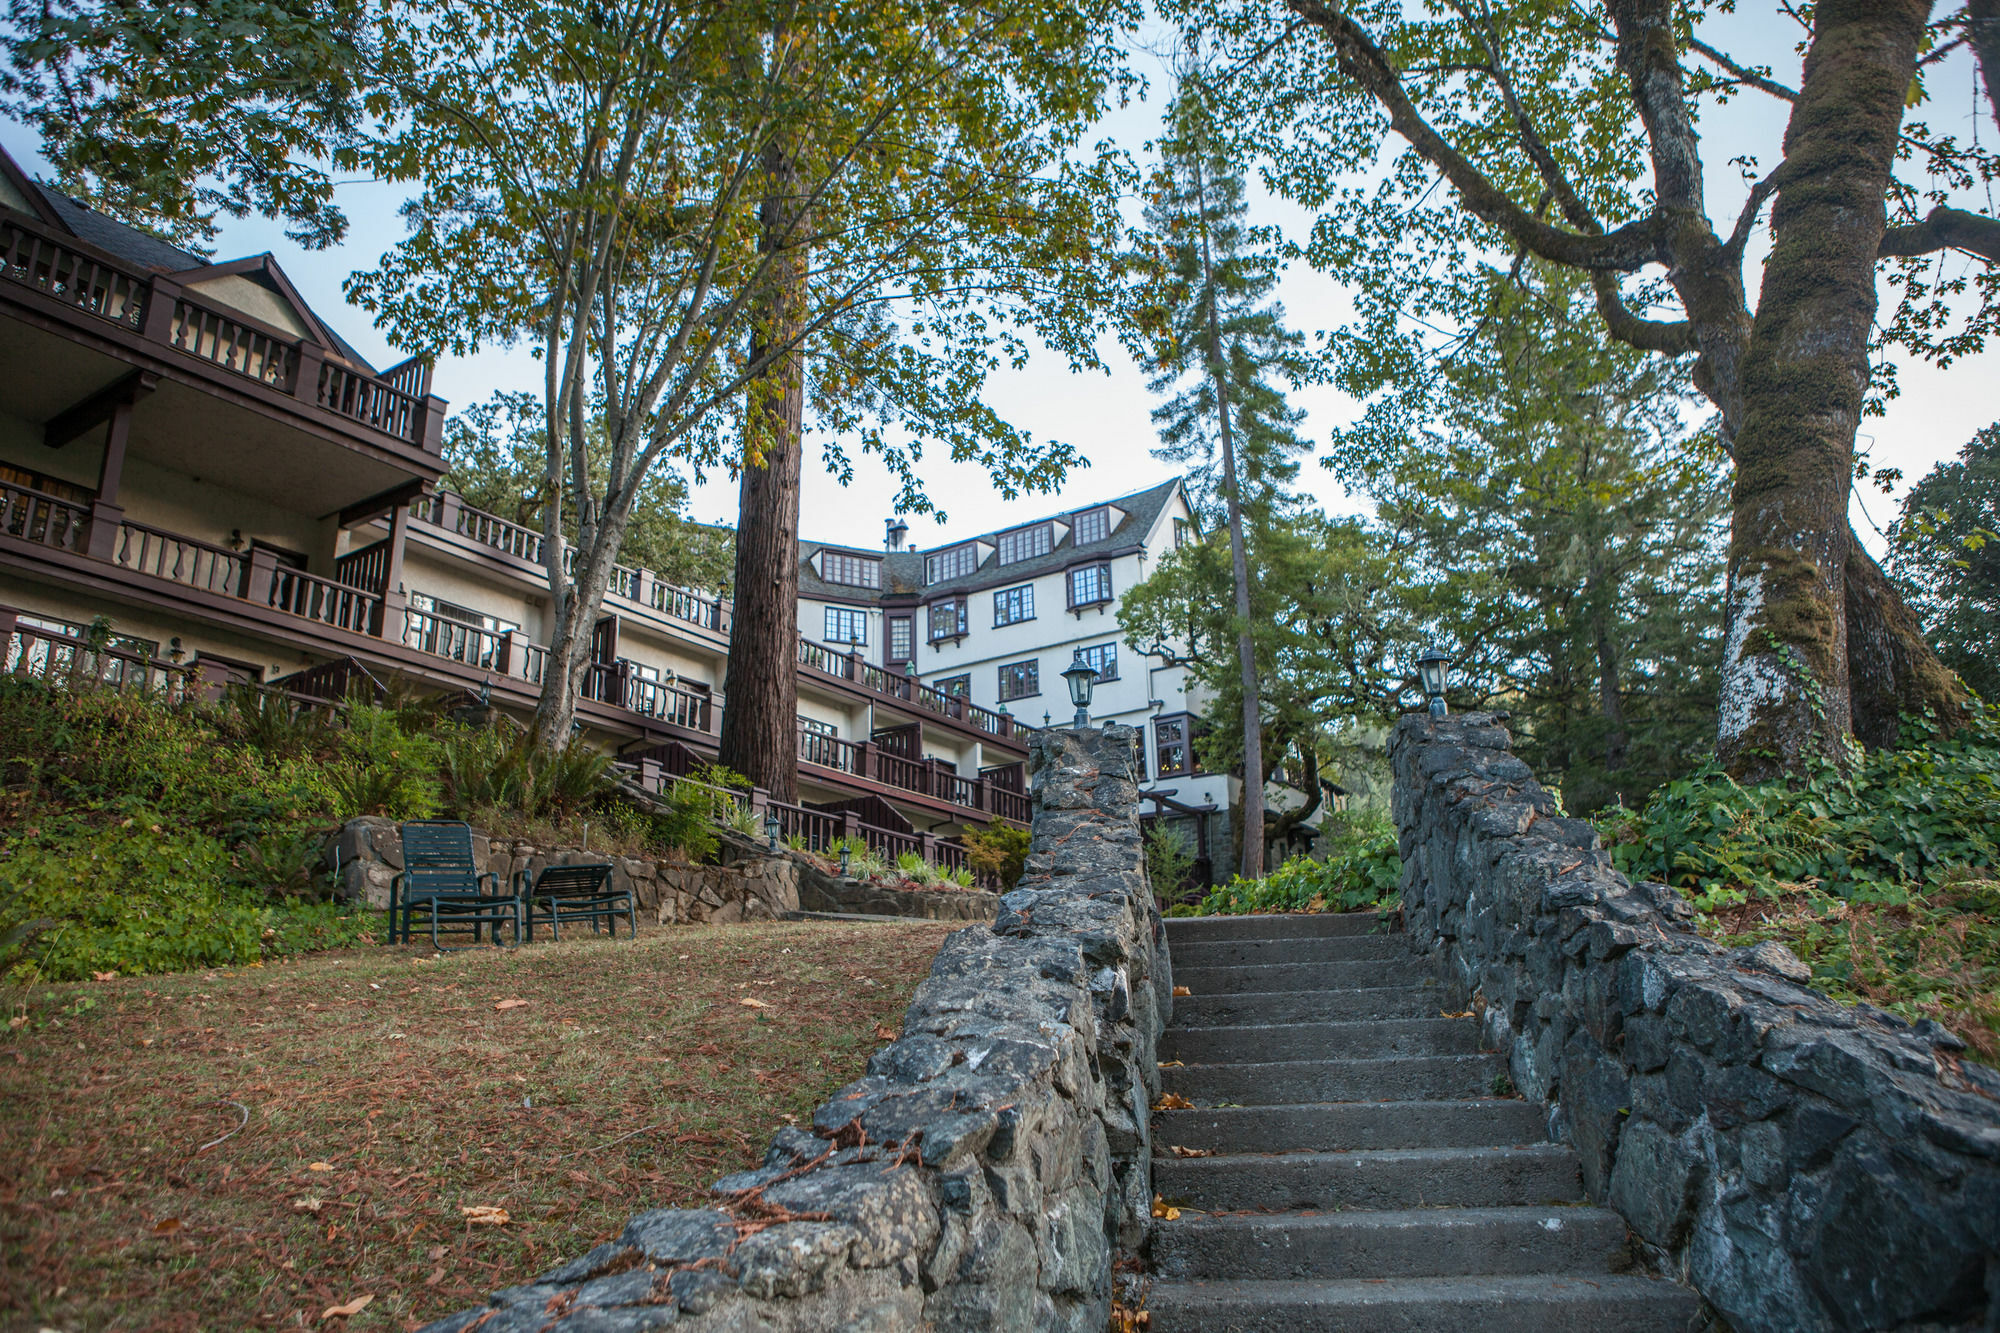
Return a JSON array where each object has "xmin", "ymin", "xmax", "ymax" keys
[
  {"xmin": 1416, "ymin": 647, "xmax": 1454, "ymax": 718},
  {"xmin": 764, "ymin": 810, "xmax": 782, "ymax": 851},
  {"xmin": 1062, "ymin": 654, "xmax": 1100, "ymax": 729}
]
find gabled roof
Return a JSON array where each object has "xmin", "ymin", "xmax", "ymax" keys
[{"xmin": 798, "ymin": 476, "xmax": 1188, "ymax": 603}]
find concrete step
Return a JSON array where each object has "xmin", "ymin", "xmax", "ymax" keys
[
  {"xmin": 1143, "ymin": 1274, "xmax": 1703, "ymax": 1333},
  {"xmin": 1153, "ymin": 1144, "xmax": 1583, "ymax": 1213},
  {"xmin": 1173, "ymin": 960, "xmax": 1428, "ymax": 996},
  {"xmin": 1170, "ymin": 934, "xmax": 1407, "ymax": 968},
  {"xmin": 1164, "ymin": 913, "xmax": 1394, "ymax": 942},
  {"xmin": 1163, "ymin": 1054, "xmax": 1508, "ymax": 1106},
  {"xmin": 1170, "ymin": 987, "xmax": 1447, "ymax": 1029},
  {"xmin": 1158, "ymin": 1100, "xmax": 1548, "ymax": 1154},
  {"xmin": 1151, "ymin": 1205, "xmax": 1634, "ymax": 1283},
  {"xmin": 1160, "ymin": 1018, "xmax": 1483, "ymax": 1065}
]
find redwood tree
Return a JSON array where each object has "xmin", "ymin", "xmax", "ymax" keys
[{"xmin": 1177, "ymin": 0, "xmax": 1997, "ymax": 776}]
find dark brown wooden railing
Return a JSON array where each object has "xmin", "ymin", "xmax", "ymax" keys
[
  {"xmin": 168, "ymin": 298, "xmax": 297, "ymax": 386},
  {"xmin": 110, "ymin": 520, "xmax": 243, "ymax": 595},
  {"xmin": 798, "ymin": 726, "xmax": 862, "ymax": 774},
  {"xmin": 794, "ymin": 636, "xmax": 1018, "ymax": 742},
  {"xmin": 267, "ymin": 565, "xmax": 379, "ymax": 634},
  {"xmin": 402, "ymin": 607, "xmax": 508, "ymax": 670},
  {"xmin": 586, "ymin": 662, "xmax": 713, "ymax": 732},
  {"xmin": 316, "ymin": 360, "xmax": 422, "ymax": 440},
  {"xmin": 334, "ymin": 539, "xmax": 390, "ymax": 593},
  {"xmin": 2, "ymin": 611, "xmax": 188, "ymax": 699},
  {"xmin": 0, "ymin": 479, "xmax": 90, "ymax": 553},
  {"xmin": 764, "ymin": 798, "xmax": 843, "ymax": 850},
  {"xmin": 0, "ymin": 218, "xmax": 145, "ymax": 328},
  {"xmin": 0, "ymin": 211, "xmax": 436, "ymax": 449}
]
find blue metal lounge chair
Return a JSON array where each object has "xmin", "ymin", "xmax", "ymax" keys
[{"xmin": 390, "ymin": 820, "xmax": 518, "ymax": 950}]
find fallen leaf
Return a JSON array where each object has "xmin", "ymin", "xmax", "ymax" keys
[
  {"xmin": 321, "ymin": 1294, "xmax": 373, "ymax": 1320},
  {"xmin": 152, "ymin": 1217, "xmax": 181, "ymax": 1235},
  {"xmin": 1157, "ymin": 1060, "xmax": 1185, "ymax": 1068},
  {"xmin": 1153, "ymin": 1093, "xmax": 1194, "ymax": 1111},
  {"xmin": 307, "ymin": 1162, "xmax": 334, "ymax": 1172},
  {"xmin": 874, "ymin": 1025, "xmax": 898, "ymax": 1040},
  {"xmin": 1171, "ymin": 985, "xmax": 1191, "ymax": 997},
  {"xmin": 293, "ymin": 1197, "xmax": 324, "ymax": 1213},
  {"xmin": 7, "ymin": 1016, "xmax": 24, "ymax": 1030},
  {"xmin": 494, "ymin": 999, "xmax": 530, "ymax": 1011},
  {"xmin": 460, "ymin": 1205, "xmax": 510, "ymax": 1225},
  {"xmin": 738, "ymin": 997, "xmax": 771, "ymax": 1009},
  {"xmin": 1440, "ymin": 1010, "xmax": 1474, "ymax": 1019},
  {"xmin": 93, "ymin": 971, "xmax": 118, "ymax": 982},
  {"xmin": 1150, "ymin": 1194, "xmax": 1182, "ymax": 1221},
  {"xmin": 1167, "ymin": 1145, "xmax": 1212, "ymax": 1158}
]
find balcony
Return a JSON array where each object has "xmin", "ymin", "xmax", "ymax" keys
[
  {"xmin": 795, "ymin": 722, "xmax": 1031, "ymax": 823},
  {"xmin": 408, "ymin": 492, "xmax": 730, "ymax": 638},
  {"xmin": 797, "ymin": 638, "xmax": 1023, "ymax": 744},
  {"xmin": 0, "ymin": 211, "xmax": 445, "ymax": 473}
]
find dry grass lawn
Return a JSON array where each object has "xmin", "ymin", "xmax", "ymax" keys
[{"xmin": 0, "ymin": 917, "xmax": 959, "ymax": 1332}]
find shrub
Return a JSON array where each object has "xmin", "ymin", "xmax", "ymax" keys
[
  {"xmin": 0, "ymin": 823, "xmax": 264, "ymax": 980},
  {"xmin": 962, "ymin": 822, "xmax": 1030, "ymax": 891},
  {"xmin": 325, "ymin": 706, "xmax": 441, "ymax": 819},
  {"xmin": 1187, "ymin": 813, "xmax": 1400, "ymax": 917},
  {"xmin": 1144, "ymin": 823, "xmax": 1198, "ymax": 902}
]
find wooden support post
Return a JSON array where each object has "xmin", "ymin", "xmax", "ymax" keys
[
  {"xmin": 373, "ymin": 501, "xmax": 409, "ymax": 638},
  {"xmin": 243, "ymin": 546, "xmax": 279, "ymax": 607},
  {"xmin": 83, "ymin": 396, "xmax": 136, "ymax": 562}
]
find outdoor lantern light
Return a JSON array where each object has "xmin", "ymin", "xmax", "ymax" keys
[
  {"xmin": 1417, "ymin": 646, "xmax": 1455, "ymax": 717},
  {"xmin": 839, "ymin": 844, "xmax": 852, "ymax": 877},
  {"xmin": 1062, "ymin": 653, "xmax": 1100, "ymax": 729},
  {"xmin": 764, "ymin": 811, "xmax": 782, "ymax": 850}
]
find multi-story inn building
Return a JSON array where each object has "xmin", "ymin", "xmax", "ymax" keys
[{"xmin": 0, "ymin": 145, "xmax": 1246, "ymax": 883}]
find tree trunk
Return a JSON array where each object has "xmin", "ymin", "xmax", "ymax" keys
[
  {"xmin": 1845, "ymin": 542, "xmax": 1970, "ymax": 749},
  {"xmin": 1714, "ymin": 0, "xmax": 1930, "ymax": 779},
  {"xmin": 719, "ymin": 132, "xmax": 808, "ymax": 803},
  {"xmin": 1593, "ymin": 617, "xmax": 1628, "ymax": 773},
  {"xmin": 530, "ymin": 522, "xmax": 625, "ymax": 750},
  {"xmin": 1971, "ymin": 0, "xmax": 2000, "ymax": 132}
]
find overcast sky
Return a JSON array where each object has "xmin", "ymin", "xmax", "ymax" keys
[{"xmin": 5, "ymin": 6, "xmax": 1992, "ymax": 557}]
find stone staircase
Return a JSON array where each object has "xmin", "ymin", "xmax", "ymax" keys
[{"xmin": 1144, "ymin": 912, "xmax": 1702, "ymax": 1332}]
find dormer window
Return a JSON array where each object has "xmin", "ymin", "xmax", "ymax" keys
[
  {"xmin": 820, "ymin": 551, "xmax": 881, "ymax": 588},
  {"xmin": 1072, "ymin": 507, "xmax": 1110, "ymax": 546},
  {"xmin": 926, "ymin": 544, "xmax": 978, "ymax": 583},
  {"xmin": 995, "ymin": 523, "xmax": 1052, "ymax": 566}
]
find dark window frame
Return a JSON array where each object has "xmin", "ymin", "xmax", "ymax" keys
[
  {"xmin": 925, "ymin": 543, "xmax": 979, "ymax": 583},
  {"xmin": 995, "ymin": 523, "xmax": 1053, "ymax": 566},
  {"xmin": 820, "ymin": 551, "xmax": 882, "ymax": 588},
  {"xmin": 1071, "ymin": 507, "xmax": 1110, "ymax": 546},
  {"xmin": 1076, "ymin": 641, "xmax": 1118, "ymax": 682},
  {"xmin": 997, "ymin": 658, "xmax": 1041, "ymax": 701},
  {"xmin": 1067, "ymin": 562, "xmax": 1113, "ymax": 609},
  {"xmin": 992, "ymin": 583, "xmax": 1035, "ymax": 626},
  {"xmin": 824, "ymin": 605, "xmax": 868, "ymax": 645},
  {"xmin": 1154, "ymin": 713, "xmax": 1192, "ymax": 777},
  {"xmin": 927, "ymin": 597, "xmax": 968, "ymax": 642},
  {"xmin": 935, "ymin": 673, "xmax": 971, "ymax": 698}
]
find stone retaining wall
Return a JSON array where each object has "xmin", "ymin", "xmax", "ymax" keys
[
  {"xmin": 418, "ymin": 724, "xmax": 1167, "ymax": 1332},
  {"xmin": 324, "ymin": 818, "xmax": 800, "ymax": 924},
  {"xmin": 795, "ymin": 860, "xmax": 1003, "ymax": 922},
  {"xmin": 1392, "ymin": 713, "xmax": 2000, "ymax": 1332}
]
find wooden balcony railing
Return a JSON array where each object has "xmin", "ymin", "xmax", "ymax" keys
[
  {"xmin": 402, "ymin": 607, "xmax": 509, "ymax": 671},
  {"xmin": 2, "ymin": 610, "xmax": 189, "ymax": 699},
  {"xmin": 1, "ymin": 478, "xmax": 90, "ymax": 554},
  {"xmin": 792, "ymin": 724, "xmax": 1028, "ymax": 823},
  {"xmin": 799, "ymin": 726, "xmax": 861, "ymax": 773},
  {"xmin": 0, "ymin": 218, "xmax": 145, "ymax": 329},
  {"xmin": 168, "ymin": 298, "xmax": 297, "ymax": 387},
  {"xmin": 334, "ymin": 539, "xmax": 390, "ymax": 593},
  {"xmin": 795, "ymin": 637, "xmax": 1019, "ymax": 742},
  {"xmin": 266, "ymin": 565, "xmax": 379, "ymax": 634},
  {"xmin": 110, "ymin": 520, "xmax": 244, "ymax": 596},
  {"xmin": 586, "ymin": 661, "xmax": 713, "ymax": 732},
  {"xmin": 0, "ymin": 212, "xmax": 439, "ymax": 450}
]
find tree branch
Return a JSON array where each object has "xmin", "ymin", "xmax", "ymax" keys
[
  {"xmin": 1284, "ymin": 0, "xmax": 1662, "ymax": 272},
  {"xmin": 1591, "ymin": 272, "xmax": 1697, "ymax": 352},
  {"xmin": 1879, "ymin": 204, "xmax": 2000, "ymax": 262},
  {"xmin": 1687, "ymin": 36, "xmax": 1798, "ymax": 101}
]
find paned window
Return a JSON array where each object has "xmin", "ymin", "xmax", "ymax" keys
[
  {"xmin": 1068, "ymin": 563, "xmax": 1112, "ymax": 607},
  {"xmin": 820, "ymin": 552, "xmax": 881, "ymax": 588},
  {"xmin": 995, "ymin": 523, "xmax": 1052, "ymax": 566},
  {"xmin": 993, "ymin": 584, "xmax": 1035, "ymax": 626},
  {"xmin": 998, "ymin": 659, "xmax": 1040, "ymax": 701},
  {"xmin": 1174, "ymin": 518, "xmax": 1192, "ymax": 549},
  {"xmin": 926, "ymin": 544, "xmax": 978, "ymax": 583},
  {"xmin": 1072, "ymin": 507, "xmax": 1110, "ymax": 546},
  {"xmin": 928, "ymin": 598, "xmax": 968, "ymax": 641},
  {"xmin": 798, "ymin": 716, "xmax": 838, "ymax": 737},
  {"xmin": 888, "ymin": 615, "xmax": 913, "ymax": 663},
  {"xmin": 1155, "ymin": 716, "xmax": 1190, "ymax": 776},
  {"xmin": 1076, "ymin": 642, "xmax": 1118, "ymax": 682},
  {"xmin": 935, "ymin": 673, "xmax": 971, "ymax": 698},
  {"xmin": 824, "ymin": 606, "xmax": 867, "ymax": 644}
]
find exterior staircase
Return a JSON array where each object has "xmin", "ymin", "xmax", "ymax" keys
[{"xmin": 1145, "ymin": 912, "xmax": 1703, "ymax": 1332}]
